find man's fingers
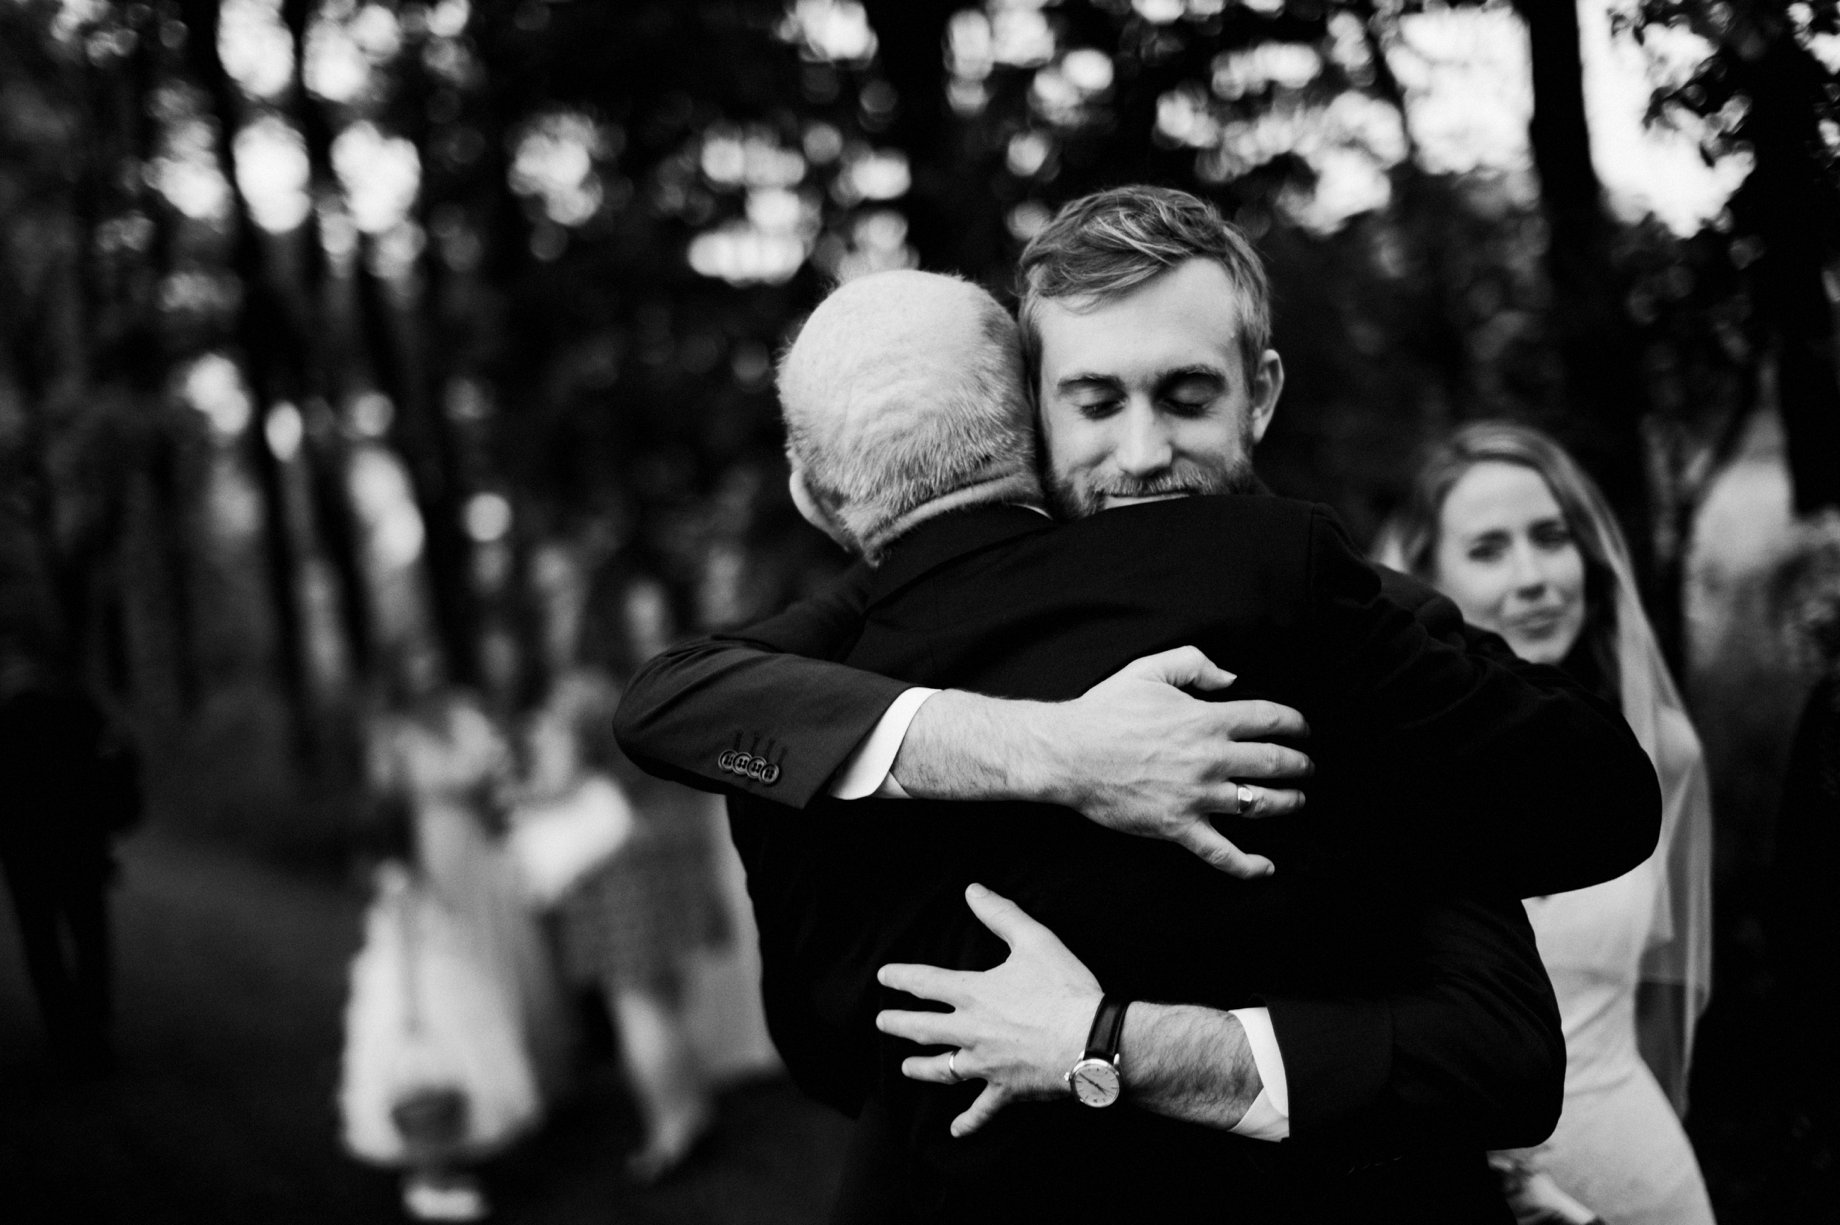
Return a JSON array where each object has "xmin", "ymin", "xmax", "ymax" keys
[
  {"xmin": 900, "ymin": 1050, "xmax": 968, "ymax": 1085},
  {"xmin": 962, "ymin": 883, "xmax": 1048, "ymax": 949},
  {"xmin": 1171, "ymin": 822, "xmax": 1276, "ymax": 878},
  {"xmin": 1111, "ymin": 646, "xmax": 1237, "ymax": 691},
  {"xmin": 1215, "ymin": 738, "xmax": 1314, "ymax": 781},
  {"xmin": 1211, "ymin": 699, "xmax": 1312, "ymax": 743},
  {"xmin": 878, "ymin": 961, "xmax": 975, "ymax": 1005},
  {"xmin": 1227, "ymin": 784, "xmax": 1306, "ymax": 820},
  {"xmin": 950, "ymin": 1086, "xmax": 1008, "ymax": 1138},
  {"xmin": 877, "ymin": 1008, "xmax": 966, "ymax": 1047}
]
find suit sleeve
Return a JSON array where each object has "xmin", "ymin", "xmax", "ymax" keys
[
  {"xmin": 611, "ymin": 563, "xmax": 911, "ymax": 807},
  {"xmin": 1303, "ymin": 507, "xmax": 1661, "ymax": 897},
  {"xmin": 1265, "ymin": 890, "xmax": 1564, "ymax": 1155}
]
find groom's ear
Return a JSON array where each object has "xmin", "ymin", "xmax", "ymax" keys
[{"xmin": 1247, "ymin": 349, "xmax": 1283, "ymax": 445}]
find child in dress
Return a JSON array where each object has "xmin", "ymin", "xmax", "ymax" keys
[
  {"xmin": 338, "ymin": 657, "xmax": 571, "ymax": 1222},
  {"xmin": 514, "ymin": 670, "xmax": 721, "ymax": 1184}
]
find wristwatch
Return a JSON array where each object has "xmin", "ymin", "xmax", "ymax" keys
[{"xmin": 1065, "ymin": 993, "xmax": 1128, "ymax": 1107}]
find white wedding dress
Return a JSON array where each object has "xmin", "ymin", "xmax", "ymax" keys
[{"xmin": 1505, "ymin": 854, "xmax": 1715, "ymax": 1225}]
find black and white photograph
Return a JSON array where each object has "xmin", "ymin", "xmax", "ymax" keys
[{"xmin": 1, "ymin": 1, "xmax": 1836, "ymax": 1222}]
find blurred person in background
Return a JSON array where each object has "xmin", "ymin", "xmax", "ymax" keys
[
  {"xmin": 0, "ymin": 629, "xmax": 140, "ymax": 1074},
  {"xmin": 337, "ymin": 641, "xmax": 573, "ymax": 1223},
  {"xmin": 575, "ymin": 554, "xmax": 742, "ymax": 1180},
  {"xmin": 1374, "ymin": 421, "xmax": 1715, "ymax": 1225},
  {"xmin": 510, "ymin": 662, "xmax": 717, "ymax": 1185}
]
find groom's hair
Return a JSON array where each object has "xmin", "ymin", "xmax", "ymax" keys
[
  {"xmin": 1016, "ymin": 186, "xmax": 1271, "ymax": 386},
  {"xmin": 777, "ymin": 269, "xmax": 1040, "ymax": 563}
]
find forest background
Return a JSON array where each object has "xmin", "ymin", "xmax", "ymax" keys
[{"xmin": 1, "ymin": 0, "xmax": 1838, "ymax": 1213}]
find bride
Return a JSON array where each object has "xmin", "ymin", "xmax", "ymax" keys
[{"xmin": 1376, "ymin": 421, "xmax": 1715, "ymax": 1225}]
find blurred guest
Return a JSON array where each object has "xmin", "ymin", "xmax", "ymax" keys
[
  {"xmin": 1764, "ymin": 536, "xmax": 1840, "ymax": 1204},
  {"xmin": 1377, "ymin": 421, "xmax": 1715, "ymax": 1225},
  {"xmin": 0, "ymin": 631, "xmax": 140, "ymax": 1072},
  {"xmin": 337, "ymin": 642, "xmax": 572, "ymax": 1223},
  {"xmin": 512, "ymin": 667, "xmax": 717, "ymax": 1184},
  {"xmin": 572, "ymin": 559, "xmax": 735, "ymax": 1182}
]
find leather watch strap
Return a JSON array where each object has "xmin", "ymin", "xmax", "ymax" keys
[{"xmin": 1084, "ymin": 993, "xmax": 1129, "ymax": 1065}]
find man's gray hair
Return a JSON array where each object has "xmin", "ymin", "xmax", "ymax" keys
[{"xmin": 778, "ymin": 270, "xmax": 1041, "ymax": 563}]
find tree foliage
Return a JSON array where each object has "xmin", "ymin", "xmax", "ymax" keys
[{"xmin": 0, "ymin": 0, "xmax": 1835, "ymax": 769}]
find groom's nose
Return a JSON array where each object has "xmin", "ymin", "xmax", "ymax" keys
[{"xmin": 1112, "ymin": 403, "xmax": 1174, "ymax": 476}]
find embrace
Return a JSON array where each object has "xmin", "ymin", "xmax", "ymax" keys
[{"xmin": 613, "ymin": 186, "xmax": 1712, "ymax": 1225}]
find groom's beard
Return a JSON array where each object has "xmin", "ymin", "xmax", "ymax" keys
[{"xmin": 1043, "ymin": 452, "xmax": 1259, "ymax": 521}]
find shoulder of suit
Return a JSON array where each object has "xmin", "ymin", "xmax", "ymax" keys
[
  {"xmin": 1074, "ymin": 496, "xmax": 1331, "ymax": 571},
  {"xmin": 1107, "ymin": 493, "xmax": 1325, "ymax": 533},
  {"xmin": 1376, "ymin": 562, "xmax": 1440, "ymax": 609}
]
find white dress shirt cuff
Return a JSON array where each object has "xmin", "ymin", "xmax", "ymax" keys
[
  {"xmin": 827, "ymin": 688, "xmax": 940, "ymax": 800},
  {"xmin": 1227, "ymin": 1006, "xmax": 1291, "ymax": 1141}
]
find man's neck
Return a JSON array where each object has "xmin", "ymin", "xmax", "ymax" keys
[{"xmin": 862, "ymin": 470, "xmax": 1046, "ymax": 564}]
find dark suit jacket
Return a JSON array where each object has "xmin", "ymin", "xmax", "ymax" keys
[{"xmin": 620, "ymin": 497, "xmax": 1660, "ymax": 1223}]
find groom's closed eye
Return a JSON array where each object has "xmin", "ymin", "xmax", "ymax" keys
[
  {"xmin": 1154, "ymin": 369, "xmax": 1226, "ymax": 415},
  {"xmin": 1056, "ymin": 375, "xmax": 1126, "ymax": 417}
]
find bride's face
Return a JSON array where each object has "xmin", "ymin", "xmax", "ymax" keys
[{"xmin": 1431, "ymin": 461, "xmax": 1587, "ymax": 666}]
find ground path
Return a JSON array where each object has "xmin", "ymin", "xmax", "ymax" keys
[{"xmin": 0, "ymin": 829, "xmax": 851, "ymax": 1225}]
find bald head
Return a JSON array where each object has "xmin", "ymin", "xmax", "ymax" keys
[{"xmin": 779, "ymin": 269, "xmax": 1040, "ymax": 562}]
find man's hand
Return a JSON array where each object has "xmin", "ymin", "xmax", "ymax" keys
[
  {"xmin": 889, "ymin": 646, "xmax": 1313, "ymax": 877},
  {"xmin": 877, "ymin": 884, "xmax": 1101, "ymax": 1138},
  {"xmin": 1047, "ymin": 647, "xmax": 1309, "ymax": 876},
  {"xmin": 879, "ymin": 885, "xmax": 1267, "ymax": 1137}
]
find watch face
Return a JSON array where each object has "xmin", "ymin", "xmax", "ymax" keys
[{"xmin": 1067, "ymin": 1057, "xmax": 1120, "ymax": 1107}]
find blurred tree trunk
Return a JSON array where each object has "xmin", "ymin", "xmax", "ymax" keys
[
  {"xmin": 143, "ymin": 429, "xmax": 200, "ymax": 711},
  {"xmin": 1361, "ymin": 9, "xmax": 1473, "ymax": 420},
  {"xmin": 54, "ymin": 37, "xmax": 116, "ymax": 680},
  {"xmin": 6, "ymin": 242, "xmax": 82, "ymax": 663},
  {"xmin": 1513, "ymin": 0, "xmax": 1657, "ymax": 579},
  {"xmin": 299, "ymin": 403, "xmax": 376, "ymax": 683},
  {"xmin": 1511, "ymin": 0, "xmax": 1689, "ymax": 667},
  {"xmin": 1734, "ymin": 28, "xmax": 1840, "ymax": 517},
  {"xmin": 179, "ymin": 0, "xmax": 314, "ymax": 752},
  {"xmin": 355, "ymin": 241, "xmax": 483, "ymax": 691},
  {"xmin": 55, "ymin": 7, "xmax": 189, "ymax": 712},
  {"xmin": 233, "ymin": 297, "xmax": 315, "ymax": 751},
  {"xmin": 283, "ymin": 0, "xmax": 378, "ymax": 685},
  {"xmin": 353, "ymin": 23, "xmax": 486, "ymax": 693},
  {"xmin": 500, "ymin": 506, "xmax": 554, "ymax": 709},
  {"xmin": 125, "ymin": 10, "xmax": 199, "ymax": 712},
  {"xmin": 860, "ymin": 0, "xmax": 1011, "ymax": 277},
  {"xmin": 470, "ymin": 6, "xmax": 552, "ymax": 706}
]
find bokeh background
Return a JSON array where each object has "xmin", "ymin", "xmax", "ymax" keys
[{"xmin": 1, "ymin": 1, "xmax": 1837, "ymax": 1222}]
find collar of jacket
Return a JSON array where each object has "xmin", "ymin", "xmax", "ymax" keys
[
  {"xmin": 865, "ymin": 477, "xmax": 1276, "ymax": 608},
  {"xmin": 867, "ymin": 502, "xmax": 1054, "ymax": 609}
]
